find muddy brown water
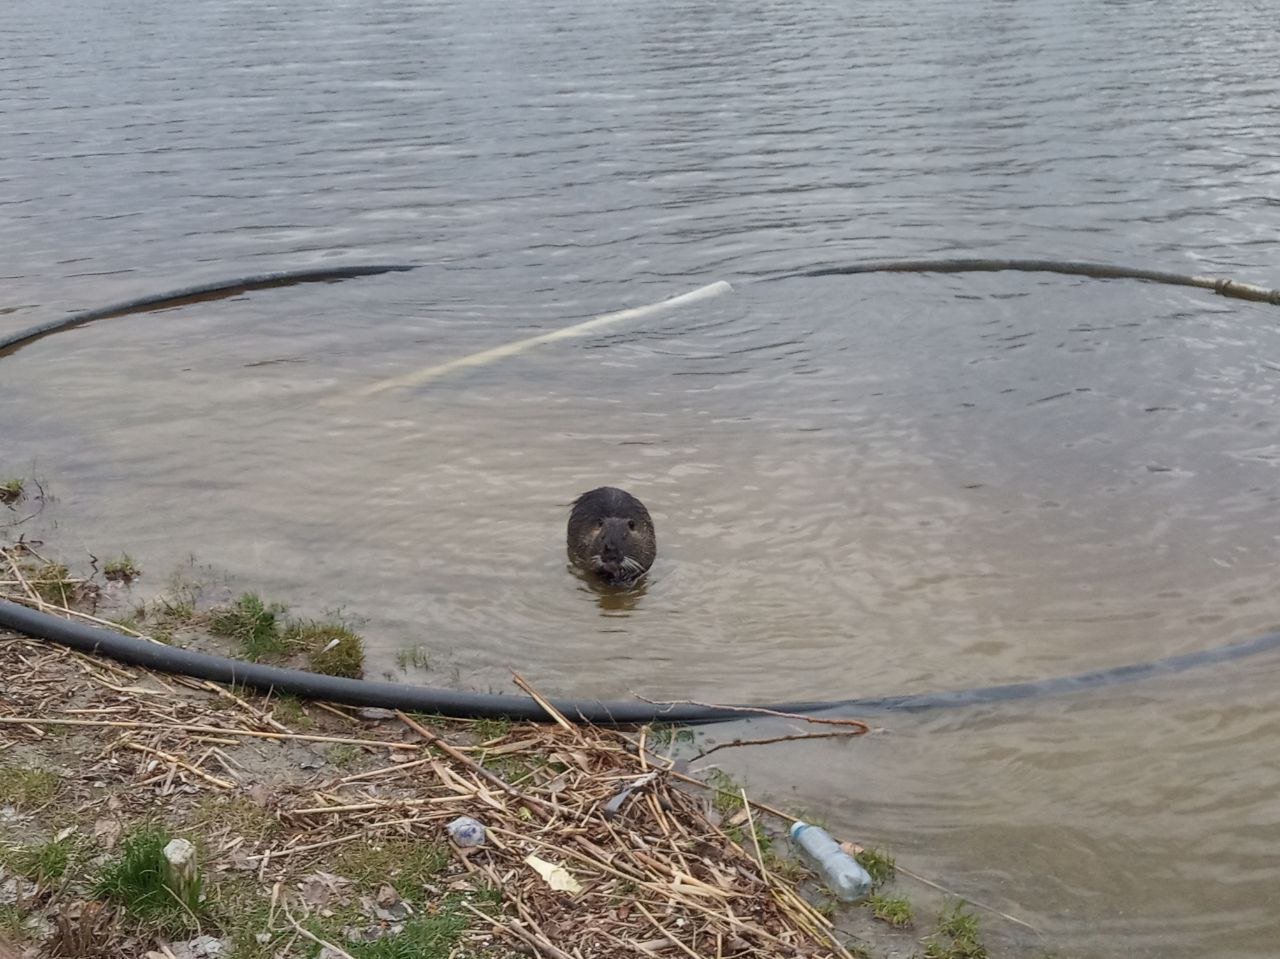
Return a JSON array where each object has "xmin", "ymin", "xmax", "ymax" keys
[{"xmin": 4, "ymin": 1, "xmax": 1280, "ymax": 955}]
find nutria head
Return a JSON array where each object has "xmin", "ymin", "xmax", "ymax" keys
[{"xmin": 567, "ymin": 486, "xmax": 657, "ymax": 586}]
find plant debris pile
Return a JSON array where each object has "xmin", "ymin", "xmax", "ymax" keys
[{"xmin": 0, "ymin": 623, "xmax": 857, "ymax": 958}]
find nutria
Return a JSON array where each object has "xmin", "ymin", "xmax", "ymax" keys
[{"xmin": 567, "ymin": 487, "xmax": 657, "ymax": 585}]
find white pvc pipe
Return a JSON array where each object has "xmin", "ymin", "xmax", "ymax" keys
[{"xmin": 350, "ymin": 280, "xmax": 733, "ymax": 397}]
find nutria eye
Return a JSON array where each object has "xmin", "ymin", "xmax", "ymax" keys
[{"xmin": 628, "ymin": 519, "xmax": 636, "ymax": 530}]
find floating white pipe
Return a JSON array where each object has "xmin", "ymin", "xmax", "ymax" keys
[{"xmin": 351, "ymin": 279, "xmax": 733, "ymax": 397}]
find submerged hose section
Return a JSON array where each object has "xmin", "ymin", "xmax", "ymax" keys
[
  {"xmin": 777, "ymin": 258, "xmax": 1280, "ymax": 305},
  {"xmin": 0, "ymin": 264, "xmax": 417, "ymax": 357},
  {"xmin": 3, "ymin": 598, "xmax": 1279, "ymax": 725}
]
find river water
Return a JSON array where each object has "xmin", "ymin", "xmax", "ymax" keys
[{"xmin": 3, "ymin": 1, "xmax": 1280, "ymax": 955}]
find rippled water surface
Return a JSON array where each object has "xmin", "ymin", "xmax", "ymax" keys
[{"xmin": 4, "ymin": 1, "xmax": 1280, "ymax": 955}]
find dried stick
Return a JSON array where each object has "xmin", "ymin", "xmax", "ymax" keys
[
  {"xmin": 461, "ymin": 903, "xmax": 577, "ymax": 959},
  {"xmin": 510, "ymin": 671, "xmax": 583, "ymax": 738},
  {"xmin": 395, "ymin": 710, "xmax": 558, "ymax": 815},
  {"xmin": 0, "ymin": 715, "xmax": 420, "ymax": 751},
  {"xmin": 634, "ymin": 694, "xmax": 870, "ymax": 731},
  {"xmin": 692, "ymin": 729, "xmax": 865, "ymax": 760},
  {"xmin": 635, "ymin": 902, "xmax": 705, "ymax": 959},
  {"xmin": 281, "ymin": 899, "xmax": 358, "ymax": 959},
  {"xmin": 123, "ymin": 742, "xmax": 235, "ymax": 789}
]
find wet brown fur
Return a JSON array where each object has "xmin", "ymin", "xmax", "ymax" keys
[{"xmin": 567, "ymin": 487, "xmax": 656, "ymax": 585}]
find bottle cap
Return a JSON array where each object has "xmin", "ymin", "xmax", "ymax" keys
[{"xmin": 788, "ymin": 821, "xmax": 807, "ymax": 840}]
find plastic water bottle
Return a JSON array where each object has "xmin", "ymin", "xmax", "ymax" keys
[{"xmin": 789, "ymin": 821, "xmax": 873, "ymax": 902}]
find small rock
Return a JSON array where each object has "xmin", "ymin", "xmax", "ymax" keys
[
  {"xmin": 356, "ymin": 707, "xmax": 396, "ymax": 721},
  {"xmin": 375, "ymin": 884, "xmax": 400, "ymax": 907}
]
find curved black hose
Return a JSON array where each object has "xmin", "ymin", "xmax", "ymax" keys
[
  {"xmin": 0, "ymin": 264, "xmax": 417, "ymax": 357},
  {"xmin": 3, "ymin": 598, "xmax": 1278, "ymax": 724},
  {"xmin": 772, "ymin": 258, "xmax": 1280, "ymax": 305}
]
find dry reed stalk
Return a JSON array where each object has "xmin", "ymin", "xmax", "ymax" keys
[
  {"xmin": 122, "ymin": 741, "xmax": 236, "ymax": 790},
  {"xmin": 0, "ymin": 715, "xmax": 426, "ymax": 750}
]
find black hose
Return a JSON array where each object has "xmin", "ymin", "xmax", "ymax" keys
[
  {"xmin": 773, "ymin": 258, "xmax": 1280, "ymax": 305},
  {"xmin": 0, "ymin": 264, "xmax": 417, "ymax": 357},
  {"xmin": 3, "ymin": 598, "xmax": 1278, "ymax": 724}
]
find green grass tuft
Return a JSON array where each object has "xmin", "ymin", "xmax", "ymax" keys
[
  {"xmin": 854, "ymin": 846, "xmax": 897, "ymax": 886},
  {"xmin": 0, "ymin": 478, "xmax": 25, "ymax": 504},
  {"xmin": 868, "ymin": 892, "xmax": 913, "ymax": 927},
  {"xmin": 271, "ymin": 695, "xmax": 312, "ymax": 729},
  {"xmin": 30, "ymin": 563, "xmax": 77, "ymax": 604},
  {"xmin": 0, "ymin": 834, "xmax": 86, "ymax": 885},
  {"xmin": 0, "ymin": 903, "xmax": 28, "ymax": 940},
  {"xmin": 647, "ymin": 723, "xmax": 695, "ymax": 749},
  {"xmin": 327, "ymin": 743, "xmax": 364, "ymax": 768},
  {"xmin": 471, "ymin": 716, "xmax": 513, "ymax": 743},
  {"xmin": 94, "ymin": 827, "xmax": 203, "ymax": 930},
  {"xmin": 924, "ymin": 903, "xmax": 987, "ymax": 959},
  {"xmin": 395, "ymin": 644, "xmax": 432, "ymax": 671},
  {"xmin": 0, "ymin": 765, "xmax": 59, "ymax": 808},
  {"xmin": 287, "ymin": 620, "xmax": 366, "ymax": 678},
  {"xmin": 102, "ymin": 554, "xmax": 141, "ymax": 583},
  {"xmin": 702, "ymin": 768, "xmax": 745, "ymax": 815},
  {"xmin": 210, "ymin": 593, "xmax": 290, "ymax": 661}
]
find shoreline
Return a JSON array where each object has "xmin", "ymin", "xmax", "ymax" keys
[{"xmin": 0, "ymin": 520, "xmax": 1026, "ymax": 958}]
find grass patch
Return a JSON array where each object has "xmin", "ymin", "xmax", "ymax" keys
[
  {"xmin": 647, "ymin": 724, "xmax": 695, "ymax": 749},
  {"xmin": 0, "ymin": 765, "xmax": 59, "ymax": 808},
  {"xmin": 29, "ymin": 562, "xmax": 77, "ymax": 604},
  {"xmin": 157, "ymin": 595, "xmax": 195, "ymax": 622},
  {"xmin": 343, "ymin": 907, "xmax": 468, "ymax": 959},
  {"xmin": 327, "ymin": 743, "xmax": 364, "ymax": 768},
  {"xmin": 102, "ymin": 554, "xmax": 141, "ymax": 583},
  {"xmin": 334, "ymin": 838, "xmax": 450, "ymax": 899},
  {"xmin": 287, "ymin": 619, "xmax": 365, "ymax": 678},
  {"xmin": 190, "ymin": 795, "xmax": 279, "ymax": 842},
  {"xmin": 763, "ymin": 847, "xmax": 809, "ymax": 883},
  {"xmin": 395, "ymin": 644, "xmax": 431, "ymax": 671},
  {"xmin": 271, "ymin": 695, "xmax": 312, "ymax": 730},
  {"xmin": 0, "ymin": 903, "xmax": 28, "ymax": 940},
  {"xmin": 924, "ymin": 903, "xmax": 987, "ymax": 959},
  {"xmin": 702, "ymin": 768, "xmax": 745, "ymax": 816},
  {"xmin": 854, "ymin": 846, "xmax": 897, "ymax": 887},
  {"xmin": 94, "ymin": 827, "xmax": 203, "ymax": 930},
  {"xmin": 0, "ymin": 834, "xmax": 86, "ymax": 885},
  {"xmin": 210, "ymin": 593, "xmax": 289, "ymax": 661},
  {"xmin": 726, "ymin": 822, "xmax": 772, "ymax": 858},
  {"xmin": 211, "ymin": 877, "xmax": 279, "ymax": 959},
  {"xmin": 471, "ymin": 716, "xmax": 513, "ymax": 743},
  {"xmin": 483, "ymin": 752, "xmax": 549, "ymax": 786},
  {"xmin": 868, "ymin": 892, "xmax": 913, "ymax": 927},
  {"xmin": 0, "ymin": 478, "xmax": 25, "ymax": 504}
]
